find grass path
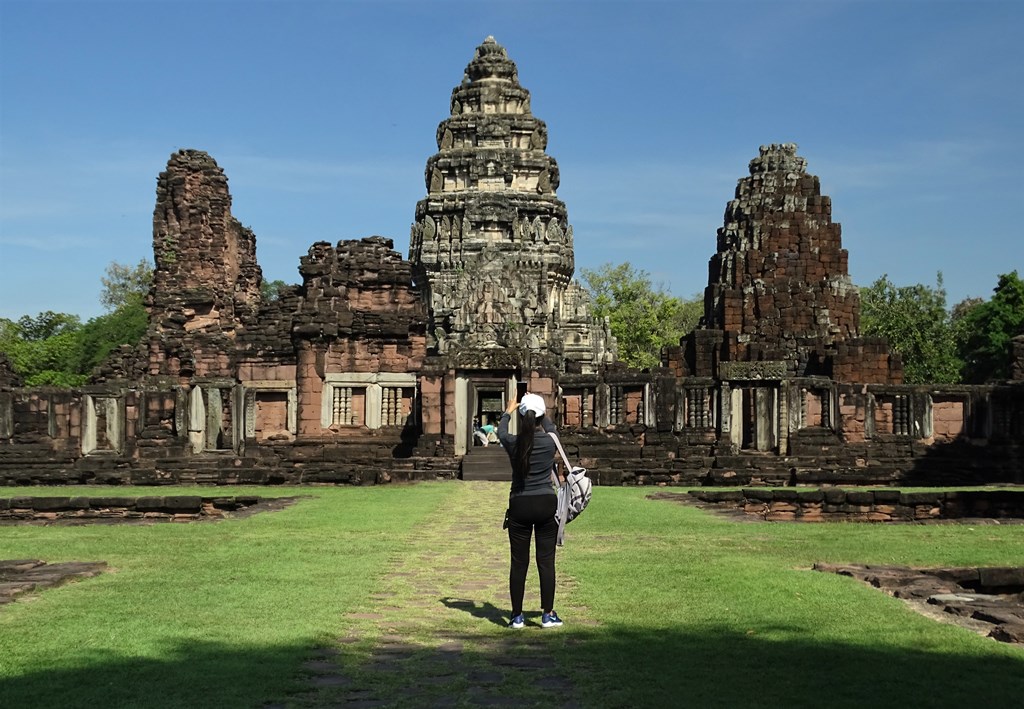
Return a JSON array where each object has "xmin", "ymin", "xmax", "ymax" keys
[
  {"xmin": 4, "ymin": 483, "xmax": 1022, "ymax": 708},
  {"xmin": 280, "ymin": 481, "xmax": 590, "ymax": 708}
]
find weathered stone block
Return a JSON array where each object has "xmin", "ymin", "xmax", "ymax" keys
[
  {"xmin": 901, "ymin": 491, "xmax": 945, "ymax": 506},
  {"xmin": 135, "ymin": 497, "xmax": 166, "ymax": 512},
  {"xmin": 162, "ymin": 496, "xmax": 203, "ymax": 513},
  {"xmin": 823, "ymin": 488, "xmax": 847, "ymax": 505},
  {"xmin": 978, "ymin": 567, "xmax": 1024, "ymax": 590},
  {"xmin": 846, "ymin": 491, "xmax": 874, "ymax": 505},
  {"xmin": 872, "ymin": 489, "xmax": 901, "ymax": 503}
]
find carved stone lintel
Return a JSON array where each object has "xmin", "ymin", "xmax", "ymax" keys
[{"xmin": 719, "ymin": 361, "xmax": 787, "ymax": 381}]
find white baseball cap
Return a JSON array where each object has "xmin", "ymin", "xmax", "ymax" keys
[{"xmin": 518, "ymin": 393, "xmax": 546, "ymax": 418}]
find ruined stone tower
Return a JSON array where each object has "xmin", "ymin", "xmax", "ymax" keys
[
  {"xmin": 707, "ymin": 144, "xmax": 858, "ymax": 365},
  {"xmin": 147, "ymin": 149, "xmax": 263, "ymax": 378},
  {"xmin": 675, "ymin": 143, "xmax": 901, "ymax": 385},
  {"xmin": 409, "ymin": 37, "xmax": 613, "ymax": 372}
]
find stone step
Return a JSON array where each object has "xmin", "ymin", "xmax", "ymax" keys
[{"xmin": 461, "ymin": 447, "xmax": 512, "ymax": 482}]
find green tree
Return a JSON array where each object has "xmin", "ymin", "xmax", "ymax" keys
[
  {"xmin": 581, "ymin": 262, "xmax": 696, "ymax": 369},
  {"xmin": 956, "ymin": 271, "xmax": 1024, "ymax": 383},
  {"xmin": 100, "ymin": 258, "xmax": 153, "ymax": 311},
  {"xmin": 0, "ymin": 313, "xmax": 87, "ymax": 386},
  {"xmin": 73, "ymin": 300, "xmax": 149, "ymax": 375},
  {"xmin": 859, "ymin": 273, "xmax": 962, "ymax": 385},
  {"xmin": 0, "ymin": 259, "xmax": 153, "ymax": 387},
  {"xmin": 674, "ymin": 293, "xmax": 703, "ymax": 338},
  {"xmin": 260, "ymin": 278, "xmax": 289, "ymax": 302},
  {"xmin": 15, "ymin": 311, "xmax": 81, "ymax": 341}
]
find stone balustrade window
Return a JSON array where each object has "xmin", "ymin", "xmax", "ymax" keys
[
  {"xmin": 332, "ymin": 387, "xmax": 365, "ymax": 427},
  {"xmin": 875, "ymin": 394, "xmax": 911, "ymax": 436},
  {"xmin": 560, "ymin": 388, "xmax": 595, "ymax": 428},
  {"xmin": 685, "ymin": 387, "xmax": 713, "ymax": 428},
  {"xmin": 611, "ymin": 385, "xmax": 645, "ymax": 425},
  {"xmin": 322, "ymin": 373, "xmax": 417, "ymax": 430},
  {"xmin": 380, "ymin": 386, "xmax": 414, "ymax": 427},
  {"xmin": 801, "ymin": 388, "xmax": 832, "ymax": 429}
]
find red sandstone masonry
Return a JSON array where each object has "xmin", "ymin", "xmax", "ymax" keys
[
  {"xmin": 685, "ymin": 489, "xmax": 1024, "ymax": 522},
  {"xmin": 672, "ymin": 144, "xmax": 902, "ymax": 384},
  {"xmin": 147, "ymin": 150, "xmax": 263, "ymax": 379}
]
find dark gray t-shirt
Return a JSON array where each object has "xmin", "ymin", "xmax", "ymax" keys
[{"xmin": 498, "ymin": 412, "xmax": 558, "ymax": 497}]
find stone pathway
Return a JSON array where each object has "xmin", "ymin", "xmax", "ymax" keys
[
  {"xmin": 276, "ymin": 482, "xmax": 593, "ymax": 708},
  {"xmin": 815, "ymin": 562, "xmax": 1024, "ymax": 644},
  {"xmin": 0, "ymin": 559, "xmax": 108, "ymax": 605}
]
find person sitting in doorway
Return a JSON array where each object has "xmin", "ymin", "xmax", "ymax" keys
[
  {"xmin": 480, "ymin": 417, "xmax": 499, "ymax": 446},
  {"xmin": 473, "ymin": 418, "xmax": 492, "ymax": 446}
]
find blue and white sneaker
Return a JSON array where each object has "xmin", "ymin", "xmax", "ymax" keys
[
  {"xmin": 509, "ymin": 613, "xmax": 525, "ymax": 629},
  {"xmin": 541, "ymin": 611, "xmax": 563, "ymax": 628}
]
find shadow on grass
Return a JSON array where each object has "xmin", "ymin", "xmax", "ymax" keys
[
  {"xmin": 0, "ymin": 638, "xmax": 311, "ymax": 709},
  {"xmin": 3, "ymin": 626, "xmax": 1023, "ymax": 708},
  {"xmin": 440, "ymin": 596, "xmax": 508, "ymax": 627},
  {"xmin": 572, "ymin": 624, "xmax": 1024, "ymax": 709}
]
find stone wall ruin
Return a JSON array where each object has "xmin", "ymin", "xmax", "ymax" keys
[{"xmin": 0, "ymin": 37, "xmax": 1020, "ymax": 488}]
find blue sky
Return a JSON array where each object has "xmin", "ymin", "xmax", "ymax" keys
[{"xmin": 1, "ymin": 0, "xmax": 1021, "ymax": 321}]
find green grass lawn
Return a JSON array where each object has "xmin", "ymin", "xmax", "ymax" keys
[{"xmin": 1, "ymin": 483, "xmax": 1022, "ymax": 708}]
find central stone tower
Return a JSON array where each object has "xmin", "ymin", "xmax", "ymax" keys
[{"xmin": 409, "ymin": 37, "xmax": 613, "ymax": 373}]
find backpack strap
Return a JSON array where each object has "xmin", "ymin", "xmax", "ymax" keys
[
  {"xmin": 549, "ymin": 432, "xmax": 574, "ymax": 476},
  {"xmin": 549, "ymin": 432, "xmax": 571, "ymax": 547}
]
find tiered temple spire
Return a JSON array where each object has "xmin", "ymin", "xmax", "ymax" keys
[{"xmin": 409, "ymin": 37, "xmax": 613, "ymax": 371}]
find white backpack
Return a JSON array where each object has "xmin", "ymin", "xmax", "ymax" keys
[
  {"xmin": 549, "ymin": 433, "xmax": 592, "ymax": 546},
  {"xmin": 561, "ymin": 465, "xmax": 592, "ymax": 523}
]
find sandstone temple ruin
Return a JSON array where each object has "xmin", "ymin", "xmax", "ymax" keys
[{"xmin": 0, "ymin": 37, "xmax": 1021, "ymax": 486}]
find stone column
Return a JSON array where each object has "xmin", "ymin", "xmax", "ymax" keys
[
  {"xmin": 296, "ymin": 343, "xmax": 324, "ymax": 437},
  {"xmin": 82, "ymin": 395, "xmax": 97, "ymax": 454},
  {"xmin": 420, "ymin": 375, "xmax": 444, "ymax": 435},
  {"xmin": 365, "ymin": 383, "xmax": 383, "ymax": 429},
  {"xmin": 0, "ymin": 393, "xmax": 12, "ymax": 440},
  {"xmin": 188, "ymin": 387, "xmax": 205, "ymax": 453},
  {"xmin": 729, "ymin": 387, "xmax": 743, "ymax": 448},
  {"xmin": 454, "ymin": 376, "xmax": 469, "ymax": 455}
]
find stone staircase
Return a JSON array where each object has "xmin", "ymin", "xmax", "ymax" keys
[{"xmin": 460, "ymin": 445, "xmax": 512, "ymax": 481}]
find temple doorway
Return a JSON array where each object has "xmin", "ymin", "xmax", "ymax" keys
[
  {"xmin": 732, "ymin": 385, "xmax": 779, "ymax": 452},
  {"xmin": 454, "ymin": 373, "xmax": 517, "ymax": 455},
  {"xmin": 472, "ymin": 384, "xmax": 507, "ymax": 438}
]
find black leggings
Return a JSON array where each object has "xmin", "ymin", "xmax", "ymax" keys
[{"xmin": 507, "ymin": 493, "xmax": 558, "ymax": 616}]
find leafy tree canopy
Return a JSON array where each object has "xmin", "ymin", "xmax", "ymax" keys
[
  {"xmin": 261, "ymin": 279, "xmax": 289, "ymax": 302},
  {"xmin": 859, "ymin": 272, "xmax": 962, "ymax": 385},
  {"xmin": 956, "ymin": 270, "xmax": 1024, "ymax": 383},
  {"xmin": 101, "ymin": 258, "xmax": 153, "ymax": 311},
  {"xmin": 0, "ymin": 315, "xmax": 86, "ymax": 386},
  {"xmin": 580, "ymin": 262, "xmax": 699, "ymax": 370},
  {"xmin": 0, "ymin": 260, "xmax": 152, "ymax": 387},
  {"xmin": 15, "ymin": 311, "xmax": 81, "ymax": 341},
  {"xmin": 74, "ymin": 300, "xmax": 149, "ymax": 376}
]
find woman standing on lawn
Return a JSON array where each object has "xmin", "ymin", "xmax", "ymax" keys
[{"xmin": 498, "ymin": 392, "xmax": 563, "ymax": 629}]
